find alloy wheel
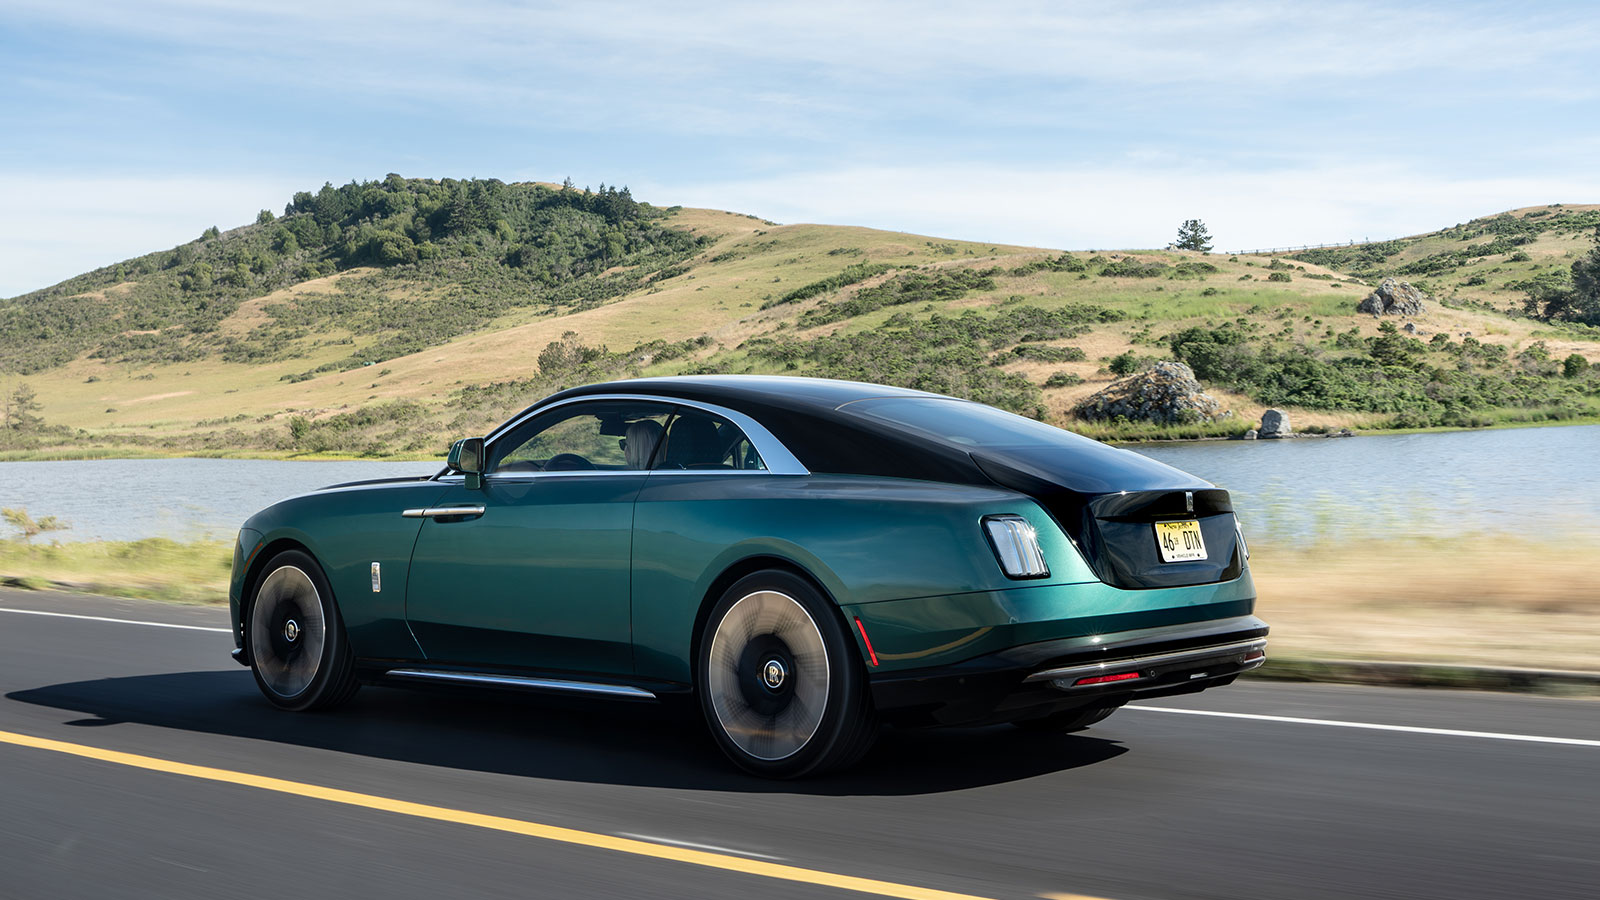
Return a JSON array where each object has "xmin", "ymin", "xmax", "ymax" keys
[
  {"xmin": 706, "ymin": 590, "xmax": 831, "ymax": 761},
  {"xmin": 249, "ymin": 565, "xmax": 327, "ymax": 700}
]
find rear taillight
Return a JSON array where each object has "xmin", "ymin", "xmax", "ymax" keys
[
  {"xmin": 982, "ymin": 515, "xmax": 1050, "ymax": 579},
  {"xmin": 1074, "ymin": 671, "xmax": 1144, "ymax": 687}
]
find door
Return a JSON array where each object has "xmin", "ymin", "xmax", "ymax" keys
[{"xmin": 403, "ymin": 399, "xmax": 674, "ymax": 675}]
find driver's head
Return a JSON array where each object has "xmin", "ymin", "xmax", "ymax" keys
[{"xmin": 623, "ymin": 419, "xmax": 664, "ymax": 469}]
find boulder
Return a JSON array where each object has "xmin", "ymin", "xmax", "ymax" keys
[
  {"xmin": 1073, "ymin": 361, "xmax": 1230, "ymax": 425},
  {"xmin": 1241, "ymin": 429, "xmax": 1259, "ymax": 440},
  {"xmin": 1260, "ymin": 408, "xmax": 1291, "ymax": 438},
  {"xmin": 1358, "ymin": 278, "xmax": 1427, "ymax": 317}
]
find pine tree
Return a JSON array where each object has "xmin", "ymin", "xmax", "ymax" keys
[
  {"xmin": 3, "ymin": 384, "xmax": 44, "ymax": 432},
  {"xmin": 1174, "ymin": 219, "xmax": 1213, "ymax": 252}
]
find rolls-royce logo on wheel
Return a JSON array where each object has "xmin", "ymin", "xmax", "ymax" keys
[{"xmin": 228, "ymin": 376, "xmax": 1265, "ymax": 778}]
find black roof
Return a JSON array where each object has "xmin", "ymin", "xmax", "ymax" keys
[
  {"xmin": 558, "ymin": 375, "xmax": 943, "ymax": 411},
  {"xmin": 530, "ymin": 375, "xmax": 1203, "ymax": 495}
]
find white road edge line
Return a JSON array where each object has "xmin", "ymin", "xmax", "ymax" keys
[
  {"xmin": 0, "ymin": 607, "xmax": 231, "ymax": 634},
  {"xmin": 1129, "ymin": 705, "xmax": 1600, "ymax": 748},
  {"xmin": 616, "ymin": 833, "xmax": 786, "ymax": 861}
]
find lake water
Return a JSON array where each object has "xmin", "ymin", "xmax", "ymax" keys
[
  {"xmin": 0, "ymin": 425, "xmax": 1594, "ymax": 544},
  {"xmin": 1130, "ymin": 424, "xmax": 1598, "ymax": 543}
]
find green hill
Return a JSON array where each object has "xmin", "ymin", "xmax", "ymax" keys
[{"xmin": 1, "ymin": 179, "xmax": 1597, "ymax": 459}]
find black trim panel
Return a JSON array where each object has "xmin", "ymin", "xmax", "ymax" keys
[{"xmin": 869, "ymin": 615, "xmax": 1268, "ymax": 727}]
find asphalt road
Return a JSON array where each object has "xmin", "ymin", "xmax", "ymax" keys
[{"xmin": 0, "ymin": 588, "xmax": 1596, "ymax": 900}]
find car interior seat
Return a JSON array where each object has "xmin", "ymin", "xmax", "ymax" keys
[{"xmin": 660, "ymin": 415, "xmax": 728, "ymax": 469}]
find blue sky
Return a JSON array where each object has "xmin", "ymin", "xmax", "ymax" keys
[{"xmin": 3, "ymin": 0, "xmax": 1598, "ymax": 297}]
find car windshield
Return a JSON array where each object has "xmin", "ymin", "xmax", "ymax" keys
[{"xmin": 843, "ymin": 397, "xmax": 1100, "ymax": 450}]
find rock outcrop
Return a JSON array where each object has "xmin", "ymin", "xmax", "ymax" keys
[
  {"xmin": 1259, "ymin": 408, "xmax": 1291, "ymax": 438},
  {"xmin": 1073, "ymin": 361, "xmax": 1230, "ymax": 425},
  {"xmin": 1358, "ymin": 278, "xmax": 1427, "ymax": 317}
]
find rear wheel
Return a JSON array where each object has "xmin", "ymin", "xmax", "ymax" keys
[
  {"xmin": 1012, "ymin": 703, "xmax": 1121, "ymax": 734},
  {"xmin": 698, "ymin": 570, "xmax": 877, "ymax": 778},
  {"xmin": 245, "ymin": 550, "xmax": 359, "ymax": 712}
]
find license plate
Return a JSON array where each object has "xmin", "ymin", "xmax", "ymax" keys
[{"xmin": 1154, "ymin": 520, "xmax": 1207, "ymax": 562}]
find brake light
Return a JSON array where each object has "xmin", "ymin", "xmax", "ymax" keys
[{"xmin": 1074, "ymin": 671, "xmax": 1143, "ymax": 686}]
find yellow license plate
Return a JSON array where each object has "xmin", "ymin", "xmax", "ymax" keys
[{"xmin": 1154, "ymin": 520, "xmax": 1207, "ymax": 562}]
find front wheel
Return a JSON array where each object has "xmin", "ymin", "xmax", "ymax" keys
[
  {"xmin": 698, "ymin": 570, "xmax": 877, "ymax": 778},
  {"xmin": 245, "ymin": 550, "xmax": 359, "ymax": 712}
]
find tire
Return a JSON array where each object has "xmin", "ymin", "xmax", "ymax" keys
[
  {"xmin": 697, "ymin": 570, "xmax": 877, "ymax": 778},
  {"xmin": 1012, "ymin": 703, "xmax": 1121, "ymax": 734},
  {"xmin": 245, "ymin": 549, "xmax": 359, "ymax": 712}
]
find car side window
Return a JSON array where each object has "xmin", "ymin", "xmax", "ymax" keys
[
  {"xmin": 654, "ymin": 408, "xmax": 768, "ymax": 471},
  {"xmin": 487, "ymin": 401, "xmax": 674, "ymax": 474}
]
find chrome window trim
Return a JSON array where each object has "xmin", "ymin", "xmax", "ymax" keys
[{"xmin": 462, "ymin": 393, "xmax": 809, "ymax": 478}]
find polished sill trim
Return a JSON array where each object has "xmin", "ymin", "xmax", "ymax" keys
[
  {"xmin": 401, "ymin": 506, "xmax": 487, "ymax": 518},
  {"xmin": 1023, "ymin": 638, "xmax": 1268, "ymax": 684},
  {"xmin": 384, "ymin": 668, "xmax": 657, "ymax": 699}
]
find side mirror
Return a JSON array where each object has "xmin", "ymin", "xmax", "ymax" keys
[{"xmin": 448, "ymin": 437, "xmax": 485, "ymax": 490}]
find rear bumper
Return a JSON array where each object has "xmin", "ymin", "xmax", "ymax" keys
[{"xmin": 868, "ymin": 614, "xmax": 1268, "ymax": 727}]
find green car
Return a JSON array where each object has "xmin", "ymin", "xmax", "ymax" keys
[{"xmin": 230, "ymin": 376, "xmax": 1266, "ymax": 777}]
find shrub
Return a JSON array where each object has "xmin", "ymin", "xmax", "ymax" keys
[
  {"xmin": 761, "ymin": 262, "xmax": 894, "ymax": 309},
  {"xmin": 1266, "ymin": 272, "xmax": 1292, "ymax": 282},
  {"xmin": 1108, "ymin": 351, "xmax": 1142, "ymax": 375},
  {"xmin": 1100, "ymin": 259, "xmax": 1169, "ymax": 278},
  {"xmin": 800, "ymin": 267, "xmax": 999, "ymax": 326}
]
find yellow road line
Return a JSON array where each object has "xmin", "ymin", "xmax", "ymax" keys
[{"xmin": 0, "ymin": 728, "xmax": 1071, "ymax": 900}]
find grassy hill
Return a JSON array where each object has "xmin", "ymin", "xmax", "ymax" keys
[{"xmin": 2, "ymin": 179, "xmax": 1598, "ymax": 459}]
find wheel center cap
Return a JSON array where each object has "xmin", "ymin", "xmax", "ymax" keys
[
  {"xmin": 762, "ymin": 658, "xmax": 787, "ymax": 690},
  {"xmin": 283, "ymin": 619, "xmax": 300, "ymax": 643}
]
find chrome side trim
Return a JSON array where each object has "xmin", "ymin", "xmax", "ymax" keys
[
  {"xmin": 1024, "ymin": 638, "xmax": 1268, "ymax": 685},
  {"xmin": 401, "ymin": 506, "xmax": 487, "ymax": 518},
  {"xmin": 383, "ymin": 668, "xmax": 657, "ymax": 700},
  {"xmin": 477, "ymin": 393, "xmax": 810, "ymax": 477}
]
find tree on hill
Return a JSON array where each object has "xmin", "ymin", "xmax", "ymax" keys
[
  {"xmin": 1173, "ymin": 219, "xmax": 1213, "ymax": 252},
  {"xmin": 1524, "ymin": 227, "xmax": 1600, "ymax": 325},
  {"xmin": 3, "ymin": 383, "xmax": 43, "ymax": 432}
]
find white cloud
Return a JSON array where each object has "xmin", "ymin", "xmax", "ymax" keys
[
  {"xmin": 0, "ymin": 174, "xmax": 309, "ymax": 297},
  {"xmin": 10, "ymin": 1, "xmax": 1597, "ymax": 102}
]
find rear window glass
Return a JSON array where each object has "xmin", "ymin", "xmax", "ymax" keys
[{"xmin": 843, "ymin": 397, "xmax": 1097, "ymax": 449}]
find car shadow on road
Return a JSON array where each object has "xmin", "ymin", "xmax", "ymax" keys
[{"xmin": 8, "ymin": 670, "xmax": 1127, "ymax": 795}]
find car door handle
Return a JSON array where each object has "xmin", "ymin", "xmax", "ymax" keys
[{"xmin": 402, "ymin": 506, "xmax": 487, "ymax": 519}]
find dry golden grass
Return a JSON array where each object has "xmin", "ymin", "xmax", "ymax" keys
[
  {"xmin": 0, "ymin": 538, "xmax": 231, "ymax": 605},
  {"xmin": 1251, "ymin": 536, "xmax": 1600, "ymax": 670}
]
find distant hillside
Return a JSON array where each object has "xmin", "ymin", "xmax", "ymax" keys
[
  {"xmin": 1, "ymin": 183, "xmax": 1597, "ymax": 459},
  {"xmin": 1288, "ymin": 204, "xmax": 1600, "ymax": 323},
  {"xmin": 0, "ymin": 177, "xmax": 701, "ymax": 374}
]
